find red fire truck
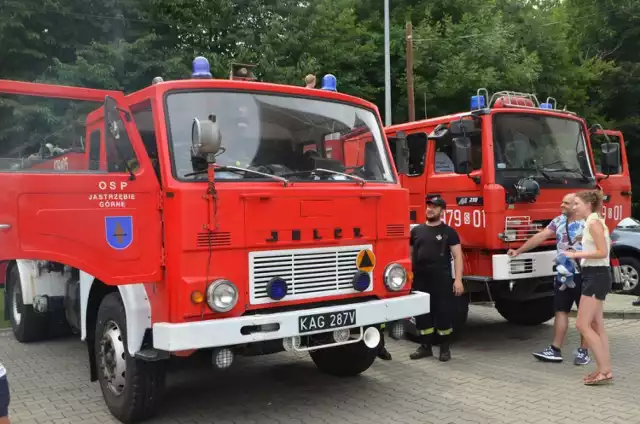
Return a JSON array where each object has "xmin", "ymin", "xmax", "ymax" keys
[
  {"xmin": 384, "ymin": 89, "xmax": 631, "ymax": 330},
  {"xmin": 0, "ymin": 59, "xmax": 429, "ymax": 423}
]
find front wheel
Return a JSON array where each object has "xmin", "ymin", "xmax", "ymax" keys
[
  {"xmin": 95, "ymin": 293, "xmax": 166, "ymax": 424},
  {"xmin": 7, "ymin": 265, "xmax": 49, "ymax": 343},
  {"xmin": 495, "ymin": 296, "xmax": 555, "ymax": 326},
  {"xmin": 310, "ymin": 340, "xmax": 377, "ymax": 377}
]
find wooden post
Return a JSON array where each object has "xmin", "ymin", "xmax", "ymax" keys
[{"xmin": 406, "ymin": 21, "xmax": 415, "ymax": 122}]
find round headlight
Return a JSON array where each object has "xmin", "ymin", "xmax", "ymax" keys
[
  {"xmin": 384, "ymin": 264, "xmax": 407, "ymax": 291},
  {"xmin": 206, "ymin": 279, "xmax": 238, "ymax": 312}
]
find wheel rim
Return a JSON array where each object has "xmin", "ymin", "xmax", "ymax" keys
[
  {"xmin": 11, "ymin": 282, "xmax": 22, "ymax": 326},
  {"xmin": 99, "ymin": 320, "xmax": 127, "ymax": 396},
  {"xmin": 620, "ymin": 265, "xmax": 639, "ymax": 291}
]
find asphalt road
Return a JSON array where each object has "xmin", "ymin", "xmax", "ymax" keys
[{"xmin": 2, "ymin": 305, "xmax": 638, "ymax": 424}]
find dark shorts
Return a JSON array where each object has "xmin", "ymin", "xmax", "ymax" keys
[
  {"xmin": 554, "ymin": 274, "xmax": 583, "ymax": 313},
  {"xmin": 581, "ymin": 266, "xmax": 612, "ymax": 301},
  {"xmin": 0, "ymin": 375, "xmax": 9, "ymax": 418}
]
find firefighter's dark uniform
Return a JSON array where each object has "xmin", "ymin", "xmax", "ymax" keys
[{"xmin": 409, "ymin": 199, "xmax": 460, "ymax": 362}]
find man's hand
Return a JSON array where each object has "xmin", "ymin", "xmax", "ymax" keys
[
  {"xmin": 507, "ymin": 249, "xmax": 519, "ymax": 257},
  {"xmin": 453, "ymin": 279, "xmax": 464, "ymax": 296}
]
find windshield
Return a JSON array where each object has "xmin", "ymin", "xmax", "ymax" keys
[
  {"xmin": 493, "ymin": 113, "xmax": 593, "ymax": 180},
  {"xmin": 165, "ymin": 91, "xmax": 395, "ymax": 183}
]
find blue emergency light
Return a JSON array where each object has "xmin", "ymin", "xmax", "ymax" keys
[
  {"xmin": 352, "ymin": 271, "xmax": 371, "ymax": 292},
  {"xmin": 266, "ymin": 277, "xmax": 288, "ymax": 300},
  {"xmin": 471, "ymin": 95, "xmax": 486, "ymax": 109},
  {"xmin": 540, "ymin": 102, "xmax": 553, "ymax": 109},
  {"xmin": 192, "ymin": 56, "xmax": 212, "ymax": 78},
  {"xmin": 321, "ymin": 74, "xmax": 337, "ymax": 91}
]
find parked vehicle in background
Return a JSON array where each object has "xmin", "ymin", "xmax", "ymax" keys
[{"xmin": 611, "ymin": 217, "xmax": 640, "ymax": 296}]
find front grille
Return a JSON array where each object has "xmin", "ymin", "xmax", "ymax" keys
[
  {"xmin": 510, "ymin": 258, "xmax": 534, "ymax": 275},
  {"xmin": 249, "ymin": 244, "xmax": 373, "ymax": 305},
  {"xmin": 503, "ymin": 216, "xmax": 544, "ymax": 242}
]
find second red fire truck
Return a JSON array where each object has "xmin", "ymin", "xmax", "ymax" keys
[{"xmin": 384, "ymin": 89, "xmax": 631, "ymax": 330}]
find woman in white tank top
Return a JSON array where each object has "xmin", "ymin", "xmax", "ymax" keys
[{"xmin": 564, "ymin": 190, "xmax": 613, "ymax": 385}]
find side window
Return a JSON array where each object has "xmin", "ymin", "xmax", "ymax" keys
[
  {"xmin": 434, "ymin": 132, "xmax": 482, "ymax": 174},
  {"xmin": 88, "ymin": 130, "xmax": 101, "ymax": 171},
  {"xmin": 106, "ymin": 110, "xmax": 138, "ymax": 173},
  {"xmin": 407, "ymin": 132, "xmax": 427, "ymax": 176},
  {"xmin": 131, "ymin": 103, "xmax": 160, "ymax": 181}
]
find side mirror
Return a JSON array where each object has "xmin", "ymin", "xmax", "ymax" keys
[
  {"xmin": 452, "ymin": 137, "xmax": 472, "ymax": 175},
  {"xmin": 191, "ymin": 114, "xmax": 222, "ymax": 163},
  {"xmin": 601, "ymin": 142, "xmax": 620, "ymax": 175}
]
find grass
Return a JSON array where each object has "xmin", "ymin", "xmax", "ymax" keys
[{"xmin": 0, "ymin": 289, "xmax": 10, "ymax": 329}]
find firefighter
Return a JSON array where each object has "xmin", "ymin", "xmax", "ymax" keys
[
  {"xmin": 409, "ymin": 196, "xmax": 464, "ymax": 362},
  {"xmin": 377, "ymin": 323, "xmax": 392, "ymax": 360}
]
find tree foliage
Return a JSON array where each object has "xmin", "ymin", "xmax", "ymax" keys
[{"xmin": 0, "ymin": 0, "xmax": 639, "ymax": 209}]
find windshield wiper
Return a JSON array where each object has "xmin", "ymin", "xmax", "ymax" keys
[
  {"xmin": 541, "ymin": 167, "xmax": 591, "ymax": 182},
  {"xmin": 281, "ymin": 168, "xmax": 366, "ymax": 186},
  {"xmin": 184, "ymin": 165, "xmax": 290, "ymax": 186}
]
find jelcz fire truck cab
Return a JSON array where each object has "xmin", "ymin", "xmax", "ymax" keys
[
  {"xmin": 0, "ymin": 59, "xmax": 429, "ymax": 423},
  {"xmin": 385, "ymin": 89, "xmax": 630, "ymax": 329}
]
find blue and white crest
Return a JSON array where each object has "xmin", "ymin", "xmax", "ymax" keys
[{"xmin": 105, "ymin": 216, "xmax": 134, "ymax": 250}]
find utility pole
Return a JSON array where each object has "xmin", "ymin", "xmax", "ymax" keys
[
  {"xmin": 405, "ymin": 21, "xmax": 415, "ymax": 122},
  {"xmin": 384, "ymin": 0, "xmax": 391, "ymax": 126}
]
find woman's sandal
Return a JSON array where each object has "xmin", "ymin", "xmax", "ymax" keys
[
  {"xmin": 583, "ymin": 370, "xmax": 599, "ymax": 382},
  {"xmin": 584, "ymin": 371, "xmax": 613, "ymax": 385}
]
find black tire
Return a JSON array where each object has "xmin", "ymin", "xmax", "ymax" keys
[
  {"xmin": 495, "ymin": 296, "xmax": 555, "ymax": 326},
  {"xmin": 95, "ymin": 292, "xmax": 166, "ymax": 424},
  {"xmin": 7, "ymin": 265, "xmax": 49, "ymax": 343},
  {"xmin": 310, "ymin": 339, "xmax": 377, "ymax": 377},
  {"xmin": 618, "ymin": 256, "xmax": 640, "ymax": 296}
]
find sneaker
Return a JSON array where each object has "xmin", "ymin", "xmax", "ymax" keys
[
  {"xmin": 532, "ymin": 345, "xmax": 563, "ymax": 362},
  {"xmin": 574, "ymin": 348, "xmax": 591, "ymax": 366}
]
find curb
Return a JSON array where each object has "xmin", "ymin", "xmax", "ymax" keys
[{"xmin": 569, "ymin": 310, "xmax": 640, "ymax": 320}]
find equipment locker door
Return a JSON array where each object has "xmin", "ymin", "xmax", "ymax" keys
[
  {"xmin": 591, "ymin": 129, "xmax": 632, "ymax": 229},
  {"xmin": 0, "ymin": 81, "xmax": 163, "ymax": 285}
]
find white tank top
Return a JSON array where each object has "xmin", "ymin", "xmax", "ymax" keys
[{"xmin": 580, "ymin": 212, "xmax": 611, "ymax": 267}]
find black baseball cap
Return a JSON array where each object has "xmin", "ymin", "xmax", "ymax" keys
[{"xmin": 426, "ymin": 196, "xmax": 447, "ymax": 209}]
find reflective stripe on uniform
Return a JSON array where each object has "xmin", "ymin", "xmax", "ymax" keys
[
  {"xmin": 380, "ymin": 323, "xmax": 386, "ymax": 329},
  {"xmin": 418, "ymin": 328, "xmax": 434, "ymax": 335},
  {"xmin": 437, "ymin": 328, "xmax": 453, "ymax": 336}
]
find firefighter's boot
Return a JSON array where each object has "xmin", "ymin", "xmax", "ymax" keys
[
  {"xmin": 377, "ymin": 346, "xmax": 392, "ymax": 360},
  {"xmin": 439, "ymin": 342, "xmax": 451, "ymax": 362},
  {"xmin": 410, "ymin": 344, "xmax": 433, "ymax": 360}
]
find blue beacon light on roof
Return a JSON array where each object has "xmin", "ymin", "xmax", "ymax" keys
[
  {"xmin": 192, "ymin": 56, "xmax": 212, "ymax": 79},
  {"xmin": 321, "ymin": 74, "xmax": 337, "ymax": 91},
  {"xmin": 470, "ymin": 95, "xmax": 485, "ymax": 109}
]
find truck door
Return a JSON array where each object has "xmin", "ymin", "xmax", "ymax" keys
[
  {"xmin": 0, "ymin": 81, "xmax": 163, "ymax": 285},
  {"xmin": 591, "ymin": 129, "xmax": 632, "ymax": 229}
]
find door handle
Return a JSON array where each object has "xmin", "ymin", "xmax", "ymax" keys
[{"xmin": 0, "ymin": 224, "xmax": 11, "ymax": 230}]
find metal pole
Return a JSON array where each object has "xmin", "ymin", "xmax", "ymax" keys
[{"xmin": 384, "ymin": 0, "xmax": 391, "ymax": 126}]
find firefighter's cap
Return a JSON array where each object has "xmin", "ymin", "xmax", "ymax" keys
[{"xmin": 426, "ymin": 196, "xmax": 446, "ymax": 209}]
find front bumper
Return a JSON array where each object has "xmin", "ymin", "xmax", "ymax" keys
[
  {"xmin": 492, "ymin": 250, "xmax": 556, "ymax": 280},
  {"xmin": 152, "ymin": 291, "xmax": 431, "ymax": 352}
]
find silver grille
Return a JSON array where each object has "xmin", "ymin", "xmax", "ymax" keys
[
  {"xmin": 502, "ymin": 216, "xmax": 544, "ymax": 242},
  {"xmin": 249, "ymin": 244, "xmax": 373, "ymax": 305}
]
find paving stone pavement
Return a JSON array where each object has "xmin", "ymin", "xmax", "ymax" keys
[{"xmin": 2, "ymin": 305, "xmax": 639, "ymax": 424}]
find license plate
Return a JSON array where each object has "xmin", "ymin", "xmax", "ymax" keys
[{"xmin": 298, "ymin": 309, "xmax": 356, "ymax": 334}]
